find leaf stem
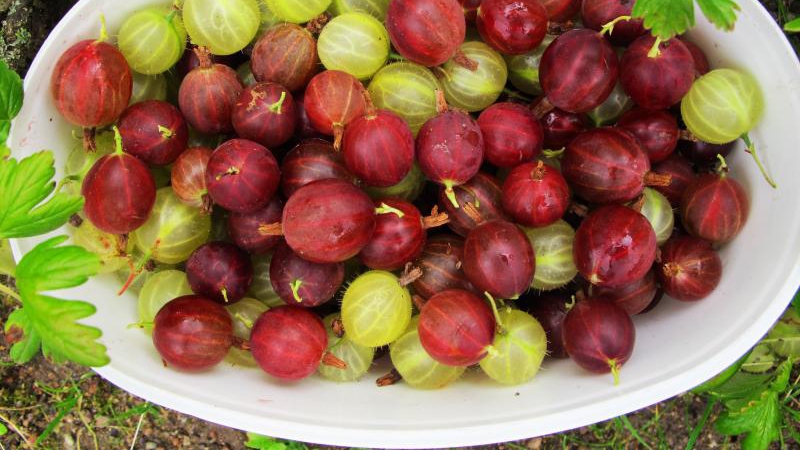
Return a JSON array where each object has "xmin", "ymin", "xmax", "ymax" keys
[
  {"xmin": 647, "ymin": 37, "xmax": 664, "ymax": 58},
  {"xmin": 741, "ymin": 133, "xmax": 777, "ymax": 189},
  {"xmin": 600, "ymin": 15, "xmax": 632, "ymax": 36},
  {"xmin": 0, "ymin": 282, "xmax": 20, "ymax": 302}
]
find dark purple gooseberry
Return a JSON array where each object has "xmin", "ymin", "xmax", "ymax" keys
[
  {"xmin": 477, "ymin": 0, "xmax": 548, "ymax": 55},
  {"xmin": 186, "ymin": 241, "xmax": 254, "ymax": 304},
  {"xmin": 539, "ymin": 29, "xmax": 619, "ymax": 113},
  {"xmin": 526, "ymin": 292, "xmax": 571, "ymax": 359},
  {"xmin": 651, "ymin": 153, "xmax": 696, "ymax": 208},
  {"xmin": 417, "ymin": 94, "xmax": 485, "ymax": 207},
  {"xmin": 360, "ymin": 199, "xmax": 427, "ymax": 271},
  {"xmin": 562, "ymin": 127, "xmax": 669, "ymax": 204},
  {"xmin": 282, "ymin": 178, "xmax": 376, "ymax": 263},
  {"xmin": 581, "ymin": 0, "xmax": 646, "ymax": 46},
  {"xmin": 477, "ymin": 102, "xmax": 544, "ymax": 168},
  {"xmin": 82, "ymin": 144, "xmax": 156, "ymax": 235},
  {"xmin": 178, "ymin": 48, "xmax": 243, "ymax": 135},
  {"xmin": 540, "ymin": 0, "xmax": 581, "ymax": 22},
  {"xmin": 232, "ymin": 82, "xmax": 297, "ymax": 149},
  {"xmin": 679, "ymin": 38, "xmax": 710, "ymax": 77},
  {"xmin": 620, "ymin": 35, "xmax": 696, "ymax": 110},
  {"xmin": 681, "ymin": 172, "xmax": 749, "ymax": 244},
  {"xmin": 342, "ymin": 104, "xmax": 415, "ymax": 187},
  {"xmin": 562, "ymin": 296, "xmax": 635, "ymax": 384},
  {"xmin": 463, "ymin": 219, "xmax": 535, "ymax": 299},
  {"xmin": 176, "ymin": 45, "xmax": 243, "ymax": 79},
  {"xmin": 657, "ymin": 235, "xmax": 722, "ymax": 301},
  {"xmin": 502, "ymin": 161, "xmax": 571, "ymax": 227},
  {"xmin": 294, "ymin": 92, "xmax": 326, "ymax": 140},
  {"xmin": 616, "ymin": 108, "xmax": 680, "ymax": 163},
  {"xmin": 118, "ymin": 100, "xmax": 188, "ymax": 166},
  {"xmin": 304, "ymin": 70, "xmax": 368, "ymax": 149},
  {"xmin": 418, "ymin": 289, "xmax": 496, "ymax": 366},
  {"xmin": 590, "ymin": 268, "xmax": 659, "ymax": 315},
  {"xmin": 439, "ymin": 172, "xmax": 508, "ymax": 237},
  {"xmin": 536, "ymin": 101, "xmax": 591, "ymax": 149},
  {"xmin": 251, "ymin": 23, "xmax": 319, "ymax": 92},
  {"xmin": 573, "ymin": 205, "xmax": 657, "ymax": 288},
  {"xmin": 205, "ymin": 139, "xmax": 280, "ymax": 214},
  {"xmin": 679, "ymin": 140, "xmax": 734, "ymax": 167},
  {"xmin": 280, "ymin": 139, "xmax": 356, "ymax": 198},
  {"xmin": 152, "ymin": 295, "xmax": 233, "ymax": 372},
  {"xmin": 226, "ymin": 197, "xmax": 284, "ymax": 255},
  {"xmin": 412, "ymin": 235, "xmax": 476, "ymax": 299},
  {"xmin": 250, "ymin": 306, "xmax": 332, "ymax": 380},
  {"xmin": 386, "ymin": 0, "xmax": 467, "ymax": 67},
  {"xmin": 269, "ymin": 242, "xmax": 345, "ymax": 307}
]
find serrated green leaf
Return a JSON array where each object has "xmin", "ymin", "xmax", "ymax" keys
[
  {"xmin": 10, "ymin": 236, "xmax": 107, "ymax": 367},
  {"xmin": 0, "ymin": 60, "xmax": 23, "ymax": 122},
  {"xmin": 244, "ymin": 433, "xmax": 309, "ymax": 450},
  {"xmin": 693, "ymin": 352, "xmax": 750, "ymax": 393},
  {"xmin": 768, "ymin": 359, "xmax": 792, "ymax": 392},
  {"xmin": 784, "ymin": 17, "xmax": 800, "ymax": 33},
  {"xmin": 5, "ymin": 308, "xmax": 40, "ymax": 364},
  {"xmin": 0, "ymin": 151, "xmax": 84, "ymax": 239},
  {"xmin": 716, "ymin": 389, "xmax": 781, "ymax": 450},
  {"xmin": 696, "ymin": 0, "xmax": 740, "ymax": 31},
  {"xmin": 708, "ymin": 371, "xmax": 773, "ymax": 399},
  {"xmin": 632, "ymin": 0, "xmax": 695, "ymax": 40}
]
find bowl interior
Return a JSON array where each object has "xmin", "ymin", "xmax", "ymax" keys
[{"xmin": 8, "ymin": 1, "xmax": 800, "ymax": 447}]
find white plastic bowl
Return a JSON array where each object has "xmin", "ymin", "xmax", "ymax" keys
[{"xmin": 8, "ymin": 1, "xmax": 800, "ymax": 447}]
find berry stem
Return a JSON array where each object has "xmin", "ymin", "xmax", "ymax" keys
[
  {"xmin": 484, "ymin": 292, "xmax": 505, "ymax": 333},
  {"xmin": 268, "ymin": 91, "xmax": 287, "ymax": 114},
  {"xmin": 453, "ymin": 50, "xmax": 479, "ymax": 71},
  {"xmin": 232, "ymin": 337, "xmax": 250, "ymax": 351},
  {"xmin": 331, "ymin": 317, "xmax": 345, "ymax": 338},
  {"xmin": 118, "ymin": 246, "xmax": 155, "ymax": 295},
  {"xmin": 399, "ymin": 265, "xmax": 423, "ymax": 287},
  {"xmin": 564, "ymin": 295, "xmax": 576, "ymax": 311},
  {"xmin": 434, "ymin": 90, "xmax": 449, "ymax": 114},
  {"xmin": 531, "ymin": 97, "xmax": 555, "ymax": 119},
  {"xmin": 609, "ymin": 359, "xmax": 622, "ymax": 386},
  {"xmin": 388, "ymin": 51, "xmax": 406, "ymax": 61},
  {"xmin": 112, "ymin": 126, "xmax": 125, "ymax": 155},
  {"xmin": 547, "ymin": 20, "xmax": 575, "ymax": 35},
  {"xmin": 362, "ymin": 90, "xmax": 377, "ymax": 119},
  {"xmin": 305, "ymin": 13, "xmax": 330, "ymax": 34},
  {"xmin": 158, "ymin": 125, "xmax": 174, "ymax": 139},
  {"xmin": 96, "ymin": 14, "xmax": 109, "ymax": 43},
  {"xmin": 530, "ymin": 160, "xmax": 546, "ymax": 181},
  {"xmin": 333, "ymin": 123, "xmax": 344, "ymax": 151},
  {"xmin": 741, "ymin": 133, "xmax": 777, "ymax": 189},
  {"xmin": 643, "ymin": 171, "xmax": 672, "ymax": 187},
  {"xmin": 200, "ymin": 194, "xmax": 213, "ymax": 215},
  {"xmin": 221, "ymin": 288, "xmax": 230, "ymax": 303},
  {"xmin": 375, "ymin": 202, "xmax": 405, "ymax": 218},
  {"xmin": 542, "ymin": 148, "xmax": 565, "ymax": 159},
  {"xmin": 463, "ymin": 201, "xmax": 484, "ymax": 224},
  {"xmin": 412, "ymin": 294, "xmax": 427, "ymax": 310},
  {"xmin": 321, "ymin": 352, "xmax": 347, "ymax": 369},
  {"xmin": 290, "ymin": 279, "xmax": 304, "ymax": 303},
  {"xmin": 376, "ymin": 369, "xmax": 402, "ymax": 387},
  {"xmin": 443, "ymin": 182, "xmax": 460, "ymax": 209},
  {"xmin": 165, "ymin": 9, "xmax": 178, "ymax": 23},
  {"xmin": 193, "ymin": 46, "xmax": 213, "ymax": 69},
  {"xmin": 679, "ymin": 129, "xmax": 699, "ymax": 142},
  {"xmin": 600, "ymin": 15, "xmax": 631, "ymax": 36},
  {"xmin": 126, "ymin": 321, "xmax": 154, "ymax": 331},
  {"xmin": 715, "ymin": 154, "xmax": 729, "ymax": 175},
  {"xmin": 234, "ymin": 312, "xmax": 254, "ymax": 329},
  {"xmin": 647, "ymin": 37, "xmax": 664, "ymax": 58},
  {"xmin": 257, "ymin": 222, "xmax": 283, "ymax": 236},
  {"xmin": 422, "ymin": 205, "xmax": 449, "ymax": 229},
  {"xmin": 83, "ymin": 128, "xmax": 97, "ymax": 152}
]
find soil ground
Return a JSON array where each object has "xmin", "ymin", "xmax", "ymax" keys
[{"xmin": 1, "ymin": 1, "xmax": 799, "ymax": 449}]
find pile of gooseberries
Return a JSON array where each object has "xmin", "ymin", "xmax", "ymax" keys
[{"xmin": 55, "ymin": 0, "xmax": 764, "ymax": 388}]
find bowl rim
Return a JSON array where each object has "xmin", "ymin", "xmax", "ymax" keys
[{"xmin": 8, "ymin": 0, "xmax": 800, "ymax": 447}]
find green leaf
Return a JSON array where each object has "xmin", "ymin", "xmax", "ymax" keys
[
  {"xmin": 632, "ymin": 0, "xmax": 695, "ymax": 40},
  {"xmin": 5, "ymin": 308, "xmax": 41, "ymax": 363},
  {"xmin": 0, "ymin": 151, "xmax": 84, "ymax": 239},
  {"xmin": 716, "ymin": 390, "xmax": 781, "ymax": 450},
  {"xmin": 696, "ymin": 0, "xmax": 740, "ymax": 31},
  {"xmin": 784, "ymin": 17, "xmax": 800, "ymax": 33},
  {"xmin": 693, "ymin": 352, "xmax": 750, "ymax": 393},
  {"xmin": 0, "ymin": 422, "xmax": 6, "ymax": 435},
  {"xmin": 707, "ymin": 371, "xmax": 773, "ymax": 400},
  {"xmin": 0, "ymin": 239, "xmax": 14, "ymax": 276},
  {"xmin": 245, "ymin": 433, "xmax": 309, "ymax": 450},
  {"xmin": 0, "ymin": 59, "xmax": 23, "ymax": 122},
  {"xmin": 9, "ymin": 236, "xmax": 108, "ymax": 366}
]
